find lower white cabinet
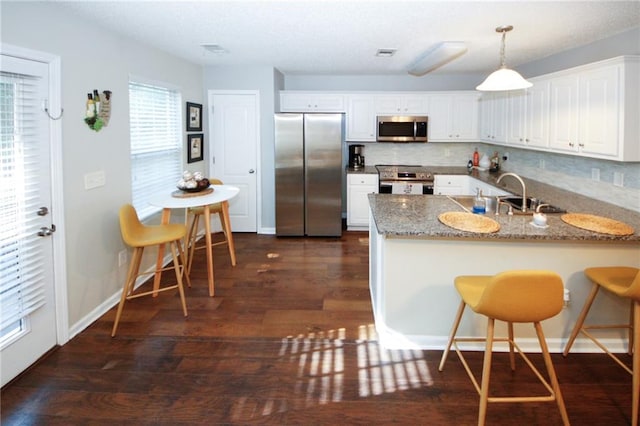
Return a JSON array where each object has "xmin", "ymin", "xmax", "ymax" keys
[
  {"xmin": 434, "ymin": 175, "xmax": 470, "ymax": 195},
  {"xmin": 347, "ymin": 173, "xmax": 378, "ymax": 230},
  {"xmin": 434, "ymin": 175, "xmax": 511, "ymax": 197}
]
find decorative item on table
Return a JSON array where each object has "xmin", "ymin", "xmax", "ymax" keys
[
  {"xmin": 84, "ymin": 89, "xmax": 112, "ymax": 131},
  {"xmin": 177, "ymin": 171, "xmax": 210, "ymax": 192}
]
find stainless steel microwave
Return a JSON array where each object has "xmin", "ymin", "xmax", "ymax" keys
[{"xmin": 376, "ymin": 115, "xmax": 428, "ymax": 142}]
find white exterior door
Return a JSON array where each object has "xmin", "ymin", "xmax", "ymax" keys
[
  {"xmin": 0, "ymin": 52, "xmax": 59, "ymax": 386},
  {"xmin": 208, "ymin": 91, "xmax": 259, "ymax": 232}
]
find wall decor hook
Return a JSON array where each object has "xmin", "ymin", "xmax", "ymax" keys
[{"xmin": 42, "ymin": 99, "xmax": 63, "ymax": 120}]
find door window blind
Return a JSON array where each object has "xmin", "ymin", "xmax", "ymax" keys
[
  {"xmin": 129, "ymin": 81, "xmax": 182, "ymax": 219},
  {"xmin": 0, "ymin": 71, "xmax": 46, "ymax": 335}
]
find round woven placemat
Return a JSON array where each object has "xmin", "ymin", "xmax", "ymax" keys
[
  {"xmin": 438, "ymin": 212, "xmax": 501, "ymax": 234},
  {"xmin": 561, "ymin": 213, "xmax": 634, "ymax": 236},
  {"xmin": 171, "ymin": 187, "xmax": 214, "ymax": 198}
]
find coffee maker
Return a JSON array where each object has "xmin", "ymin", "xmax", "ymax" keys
[{"xmin": 348, "ymin": 144, "xmax": 365, "ymax": 169}]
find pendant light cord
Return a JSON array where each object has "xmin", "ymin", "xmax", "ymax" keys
[{"xmin": 499, "ymin": 30, "xmax": 507, "ymax": 68}]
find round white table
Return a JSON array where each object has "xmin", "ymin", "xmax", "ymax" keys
[{"xmin": 149, "ymin": 184, "xmax": 240, "ymax": 297}]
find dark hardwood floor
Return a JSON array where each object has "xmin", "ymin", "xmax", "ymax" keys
[{"xmin": 1, "ymin": 232, "xmax": 635, "ymax": 425}]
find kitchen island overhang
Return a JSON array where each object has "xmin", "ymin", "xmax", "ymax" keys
[{"xmin": 368, "ymin": 193, "xmax": 640, "ymax": 352}]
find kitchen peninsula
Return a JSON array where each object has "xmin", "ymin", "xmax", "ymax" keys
[{"xmin": 368, "ymin": 171, "xmax": 640, "ymax": 352}]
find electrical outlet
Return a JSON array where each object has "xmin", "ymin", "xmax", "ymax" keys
[
  {"xmin": 84, "ymin": 170, "xmax": 106, "ymax": 190},
  {"xmin": 591, "ymin": 168, "xmax": 600, "ymax": 181},
  {"xmin": 539, "ymin": 159, "xmax": 545, "ymax": 169},
  {"xmin": 614, "ymin": 172, "xmax": 624, "ymax": 187},
  {"xmin": 118, "ymin": 249, "xmax": 128, "ymax": 267},
  {"xmin": 444, "ymin": 148, "xmax": 451, "ymax": 157}
]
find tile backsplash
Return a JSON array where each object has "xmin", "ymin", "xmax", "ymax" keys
[{"xmin": 359, "ymin": 142, "xmax": 640, "ymax": 213}]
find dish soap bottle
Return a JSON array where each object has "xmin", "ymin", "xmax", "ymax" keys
[{"xmin": 472, "ymin": 188, "xmax": 486, "ymax": 214}]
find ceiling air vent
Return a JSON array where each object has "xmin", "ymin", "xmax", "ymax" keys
[{"xmin": 375, "ymin": 48, "xmax": 397, "ymax": 57}]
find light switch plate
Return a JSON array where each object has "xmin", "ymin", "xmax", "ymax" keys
[
  {"xmin": 613, "ymin": 172, "xmax": 624, "ymax": 187},
  {"xmin": 84, "ymin": 170, "xmax": 105, "ymax": 189}
]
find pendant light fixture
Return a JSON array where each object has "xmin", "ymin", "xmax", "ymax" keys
[{"xmin": 476, "ymin": 25, "xmax": 532, "ymax": 91}]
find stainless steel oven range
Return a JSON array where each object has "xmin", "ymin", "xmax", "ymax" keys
[{"xmin": 375, "ymin": 165, "xmax": 434, "ymax": 195}]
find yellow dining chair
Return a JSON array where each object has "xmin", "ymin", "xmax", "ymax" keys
[
  {"xmin": 113, "ymin": 204, "xmax": 188, "ymax": 337},
  {"xmin": 563, "ymin": 266, "xmax": 640, "ymax": 426},
  {"xmin": 439, "ymin": 270, "xmax": 570, "ymax": 426},
  {"xmin": 185, "ymin": 178, "xmax": 236, "ymax": 276}
]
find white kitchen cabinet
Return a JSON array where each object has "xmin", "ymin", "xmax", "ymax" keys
[
  {"xmin": 506, "ymin": 79, "xmax": 549, "ymax": 149},
  {"xmin": 280, "ymin": 92, "xmax": 345, "ymax": 112},
  {"xmin": 374, "ymin": 94, "xmax": 428, "ymax": 115},
  {"xmin": 433, "ymin": 175, "xmax": 470, "ymax": 195},
  {"xmin": 346, "ymin": 95, "xmax": 376, "ymax": 141},
  {"xmin": 429, "ymin": 92, "xmax": 480, "ymax": 142},
  {"xmin": 347, "ymin": 173, "xmax": 378, "ymax": 230},
  {"xmin": 434, "ymin": 175, "xmax": 511, "ymax": 197},
  {"xmin": 479, "ymin": 92, "xmax": 508, "ymax": 144},
  {"xmin": 548, "ymin": 56, "xmax": 640, "ymax": 161}
]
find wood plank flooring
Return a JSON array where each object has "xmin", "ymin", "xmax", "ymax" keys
[{"xmin": 1, "ymin": 232, "xmax": 636, "ymax": 425}]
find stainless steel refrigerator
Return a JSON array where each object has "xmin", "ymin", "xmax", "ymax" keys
[{"xmin": 275, "ymin": 113, "xmax": 344, "ymax": 236}]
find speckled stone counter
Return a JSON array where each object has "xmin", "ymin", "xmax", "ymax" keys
[
  {"xmin": 366, "ymin": 168, "xmax": 639, "ymax": 351},
  {"xmin": 367, "ymin": 169, "xmax": 640, "ymax": 242}
]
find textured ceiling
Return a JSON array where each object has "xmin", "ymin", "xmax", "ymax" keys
[{"xmin": 53, "ymin": 0, "xmax": 640, "ymax": 75}]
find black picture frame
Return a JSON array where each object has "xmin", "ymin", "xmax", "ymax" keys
[
  {"xmin": 186, "ymin": 102, "xmax": 202, "ymax": 131},
  {"xmin": 187, "ymin": 133, "xmax": 204, "ymax": 163}
]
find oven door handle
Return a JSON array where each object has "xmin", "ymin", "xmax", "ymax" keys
[{"xmin": 413, "ymin": 121, "xmax": 417, "ymax": 140}]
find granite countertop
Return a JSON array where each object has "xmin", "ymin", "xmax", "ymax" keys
[{"xmin": 366, "ymin": 168, "xmax": 640, "ymax": 242}]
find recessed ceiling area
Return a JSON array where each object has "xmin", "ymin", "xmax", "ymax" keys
[{"xmin": 55, "ymin": 0, "xmax": 640, "ymax": 76}]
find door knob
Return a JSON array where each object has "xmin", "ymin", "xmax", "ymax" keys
[
  {"xmin": 38, "ymin": 224, "xmax": 56, "ymax": 237},
  {"xmin": 249, "ymin": 169, "xmax": 255, "ymax": 174}
]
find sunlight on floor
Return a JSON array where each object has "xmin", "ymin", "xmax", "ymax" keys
[{"xmin": 272, "ymin": 323, "xmax": 434, "ymax": 413}]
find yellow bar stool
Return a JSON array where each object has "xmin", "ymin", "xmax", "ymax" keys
[
  {"xmin": 113, "ymin": 204, "xmax": 188, "ymax": 337},
  {"xmin": 439, "ymin": 270, "xmax": 570, "ymax": 426},
  {"xmin": 185, "ymin": 178, "xmax": 236, "ymax": 276},
  {"xmin": 563, "ymin": 266, "xmax": 640, "ymax": 426}
]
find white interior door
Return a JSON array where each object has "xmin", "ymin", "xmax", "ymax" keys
[
  {"xmin": 1, "ymin": 53, "xmax": 58, "ymax": 386},
  {"xmin": 208, "ymin": 91, "xmax": 259, "ymax": 232}
]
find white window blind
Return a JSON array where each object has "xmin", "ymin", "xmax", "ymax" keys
[
  {"xmin": 0, "ymin": 71, "xmax": 46, "ymax": 335},
  {"xmin": 129, "ymin": 81, "xmax": 182, "ymax": 218}
]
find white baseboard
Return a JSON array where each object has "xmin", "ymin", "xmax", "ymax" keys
[{"xmin": 68, "ymin": 254, "xmax": 174, "ymax": 340}]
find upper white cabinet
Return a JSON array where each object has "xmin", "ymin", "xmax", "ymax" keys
[
  {"xmin": 506, "ymin": 79, "xmax": 550, "ymax": 149},
  {"xmin": 374, "ymin": 94, "xmax": 428, "ymax": 115},
  {"xmin": 429, "ymin": 92, "xmax": 480, "ymax": 142},
  {"xmin": 479, "ymin": 92, "xmax": 508, "ymax": 144},
  {"xmin": 280, "ymin": 92, "xmax": 345, "ymax": 112},
  {"xmin": 346, "ymin": 95, "xmax": 376, "ymax": 141},
  {"xmin": 547, "ymin": 56, "xmax": 639, "ymax": 161}
]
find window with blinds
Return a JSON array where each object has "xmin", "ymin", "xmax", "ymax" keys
[
  {"xmin": 129, "ymin": 81, "xmax": 182, "ymax": 219},
  {"xmin": 0, "ymin": 71, "xmax": 46, "ymax": 344}
]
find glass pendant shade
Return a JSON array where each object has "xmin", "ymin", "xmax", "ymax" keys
[{"xmin": 476, "ymin": 66, "xmax": 532, "ymax": 91}]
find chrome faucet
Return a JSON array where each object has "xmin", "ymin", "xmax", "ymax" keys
[{"xmin": 496, "ymin": 172, "xmax": 527, "ymax": 212}]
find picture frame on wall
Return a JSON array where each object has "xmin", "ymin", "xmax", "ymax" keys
[
  {"xmin": 187, "ymin": 133, "xmax": 204, "ymax": 163},
  {"xmin": 186, "ymin": 102, "xmax": 202, "ymax": 131}
]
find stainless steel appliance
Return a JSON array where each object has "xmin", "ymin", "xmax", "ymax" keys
[
  {"xmin": 377, "ymin": 115, "xmax": 428, "ymax": 142},
  {"xmin": 376, "ymin": 165, "xmax": 434, "ymax": 194},
  {"xmin": 348, "ymin": 144, "xmax": 365, "ymax": 169},
  {"xmin": 275, "ymin": 113, "xmax": 344, "ymax": 236}
]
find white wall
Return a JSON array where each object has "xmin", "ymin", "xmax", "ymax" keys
[{"xmin": 1, "ymin": 3, "xmax": 204, "ymax": 329}]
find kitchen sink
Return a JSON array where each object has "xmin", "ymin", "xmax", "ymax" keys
[
  {"xmin": 499, "ymin": 196, "xmax": 566, "ymax": 214},
  {"xmin": 447, "ymin": 195, "xmax": 566, "ymax": 215}
]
